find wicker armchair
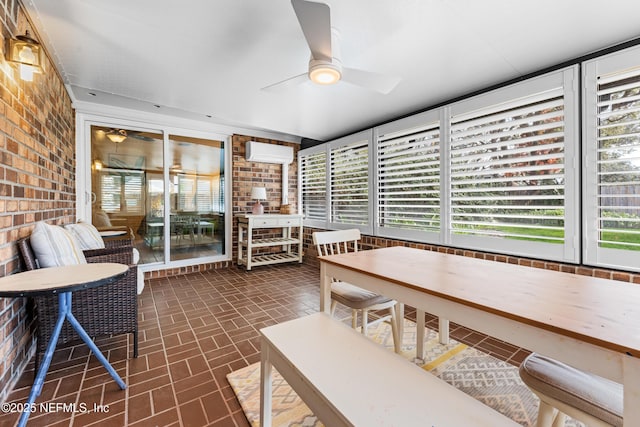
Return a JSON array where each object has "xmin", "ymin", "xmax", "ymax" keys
[{"xmin": 17, "ymin": 237, "xmax": 139, "ymax": 371}]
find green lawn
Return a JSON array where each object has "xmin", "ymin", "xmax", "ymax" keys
[{"xmin": 470, "ymin": 225, "xmax": 640, "ymax": 250}]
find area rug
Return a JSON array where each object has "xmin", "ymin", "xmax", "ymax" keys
[{"xmin": 227, "ymin": 319, "xmax": 583, "ymax": 427}]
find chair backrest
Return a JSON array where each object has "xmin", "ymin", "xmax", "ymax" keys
[
  {"xmin": 17, "ymin": 238, "xmax": 39, "ymax": 271},
  {"xmin": 313, "ymin": 229, "xmax": 361, "ymax": 257}
]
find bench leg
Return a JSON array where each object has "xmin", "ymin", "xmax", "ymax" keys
[{"xmin": 260, "ymin": 345, "xmax": 273, "ymax": 427}]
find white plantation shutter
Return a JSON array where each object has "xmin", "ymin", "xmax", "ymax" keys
[
  {"xmin": 448, "ymin": 67, "xmax": 578, "ymax": 261},
  {"xmin": 330, "ymin": 135, "xmax": 370, "ymax": 228},
  {"xmin": 123, "ymin": 172, "xmax": 144, "ymax": 214},
  {"xmin": 100, "ymin": 174, "xmax": 121, "ymax": 212},
  {"xmin": 377, "ymin": 122, "xmax": 440, "ymax": 238},
  {"xmin": 450, "ymin": 94, "xmax": 565, "ymax": 241},
  {"xmin": 299, "ymin": 149, "xmax": 327, "ymax": 223},
  {"xmin": 178, "ymin": 174, "xmax": 195, "ymax": 211},
  {"xmin": 196, "ymin": 179, "xmax": 212, "ymax": 212},
  {"xmin": 100, "ymin": 170, "xmax": 143, "ymax": 214},
  {"xmin": 584, "ymin": 47, "xmax": 640, "ymax": 272}
]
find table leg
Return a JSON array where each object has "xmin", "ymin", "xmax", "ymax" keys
[
  {"xmin": 438, "ymin": 318, "xmax": 450, "ymax": 345},
  {"xmin": 260, "ymin": 344, "xmax": 273, "ymax": 427},
  {"xmin": 624, "ymin": 355, "xmax": 640, "ymax": 426},
  {"xmin": 396, "ymin": 302, "xmax": 404, "ymax": 346},
  {"xmin": 415, "ymin": 309, "xmax": 425, "ymax": 364},
  {"xmin": 63, "ymin": 292, "xmax": 126, "ymax": 389},
  {"xmin": 17, "ymin": 291, "xmax": 126, "ymax": 427},
  {"xmin": 17, "ymin": 301, "xmax": 66, "ymax": 427},
  {"xmin": 320, "ymin": 263, "xmax": 331, "ymax": 314}
]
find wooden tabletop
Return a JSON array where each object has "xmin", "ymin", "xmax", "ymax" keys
[
  {"xmin": 319, "ymin": 246, "xmax": 640, "ymax": 356},
  {"xmin": 0, "ymin": 263, "xmax": 129, "ymax": 297}
]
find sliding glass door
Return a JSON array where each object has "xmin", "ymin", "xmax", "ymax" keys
[
  {"xmin": 167, "ymin": 134, "xmax": 225, "ymax": 262},
  {"xmin": 90, "ymin": 125, "xmax": 226, "ymax": 266}
]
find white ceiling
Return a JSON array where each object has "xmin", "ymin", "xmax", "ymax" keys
[{"xmin": 24, "ymin": 0, "xmax": 640, "ymax": 142}]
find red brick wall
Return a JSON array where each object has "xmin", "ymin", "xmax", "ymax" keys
[
  {"xmin": 0, "ymin": 1, "xmax": 75, "ymax": 401},
  {"xmin": 232, "ymin": 134, "xmax": 299, "ymax": 262}
]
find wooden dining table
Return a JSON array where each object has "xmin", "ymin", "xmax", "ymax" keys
[{"xmin": 318, "ymin": 246, "xmax": 640, "ymax": 426}]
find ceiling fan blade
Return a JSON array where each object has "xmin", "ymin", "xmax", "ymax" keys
[
  {"xmin": 291, "ymin": 0, "xmax": 332, "ymax": 62},
  {"xmin": 341, "ymin": 67, "xmax": 402, "ymax": 94},
  {"xmin": 261, "ymin": 72, "xmax": 308, "ymax": 92}
]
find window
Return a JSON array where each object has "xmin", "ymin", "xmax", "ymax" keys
[
  {"xmin": 176, "ymin": 174, "xmax": 214, "ymax": 213},
  {"xmin": 450, "ymin": 96, "xmax": 565, "ymax": 244},
  {"xmin": 376, "ymin": 112, "xmax": 441, "ymax": 241},
  {"xmin": 299, "ymin": 67, "xmax": 579, "ymax": 263},
  {"xmin": 100, "ymin": 170, "xmax": 144, "ymax": 214},
  {"xmin": 329, "ymin": 131, "xmax": 371, "ymax": 230},
  {"xmin": 584, "ymin": 46, "xmax": 640, "ymax": 272},
  {"xmin": 299, "ymin": 147, "xmax": 327, "ymax": 225},
  {"xmin": 448, "ymin": 69, "xmax": 578, "ymax": 262}
]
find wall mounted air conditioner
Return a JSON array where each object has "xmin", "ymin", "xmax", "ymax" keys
[{"xmin": 246, "ymin": 141, "xmax": 294, "ymax": 164}]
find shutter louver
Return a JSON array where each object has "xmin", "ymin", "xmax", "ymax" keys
[
  {"xmin": 596, "ymin": 71, "xmax": 640, "ymax": 251},
  {"xmin": 300, "ymin": 151, "xmax": 327, "ymax": 221},
  {"xmin": 377, "ymin": 124, "xmax": 440, "ymax": 232},
  {"xmin": 331, "ymin": 140, "xmax": 369, "ymax": 226},
  {"xmin": 450, "ymin": 91, "xmax": 566, "ymax": 243}
]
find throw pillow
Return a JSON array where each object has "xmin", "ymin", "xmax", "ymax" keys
[
  {"xmin": 30, "ymin": 222, "xmax": 87, "ymax": 268},
  {"xmin": 92, "ymin": 210, "xmax": 112, "ymax": 228},
  {"xmin": 64, "ymin": 221, "xmax": 106, "ymax": 250}
]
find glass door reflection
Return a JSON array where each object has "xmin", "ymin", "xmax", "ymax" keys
[
  {"xmin": 90, "ymin": 127, "xmax": 225, "ymax": 265},
  {"xmin": 168, "ymin": 134, "xmax": 225, "ymax": 262},
  {"xmin": 90, "ymin": 126, "xmax": 165, "ymax": 264}
]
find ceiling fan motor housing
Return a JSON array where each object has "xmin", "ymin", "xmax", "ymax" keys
[{"xmin": 308, "ymin": 58, "xmax": 342, "ymax": 85}]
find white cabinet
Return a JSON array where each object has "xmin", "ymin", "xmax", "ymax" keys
[{"xmin": 237, "ymin": 214, "xmax": 303, "ymax": 270}]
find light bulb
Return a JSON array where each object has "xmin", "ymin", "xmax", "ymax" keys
[
  {"xmin": 309, "ymin": 66, "xmax": 341, "ymax": 85},
  {"xmin": 18, "ymin": 45, "xmax": 36, "ymax": 64},
  {"xmin": 19, "ymin": 64, "xmax": 34, "ymax": 81}
]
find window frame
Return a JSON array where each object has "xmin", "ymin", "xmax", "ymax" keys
[
  {"xmin": 583, "ymin": 45, "xmax": 640, "ymax": 272},
  {"xmin": 299, "ymin": 66, "xmax": 580, "ymax": 264},
  {"xmin": 447, "ymin": 66, "xmax": 580, "ymax": 263},
  {"xmin": 298, "ymin": 144, "xmax": 328, "ymax": 229},
  {"xmin": 373, "ymin": 110, "xmax": 443, "ymax": 243},
  {"xmin": 327, "ymin": 130, "xmax": 374, "ymax": 234}
]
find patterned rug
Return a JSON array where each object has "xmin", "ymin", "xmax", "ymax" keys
[{"xmin": 227, "ymin": 319, "xmax": 583, "ymax": 427}]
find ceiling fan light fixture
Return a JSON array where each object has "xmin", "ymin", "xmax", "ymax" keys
[
  {"xmin": 309, "ymin": 60, "xmax": 341, "ymax": 85},
  {"xmin": 106, "ymin": 130, "xmax": 127, "ymax": 143}
]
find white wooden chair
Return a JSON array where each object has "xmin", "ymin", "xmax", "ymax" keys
[
  {"xmin": 313, "ymin": 229, "xmax": 400, "ymax": 353},
  {"xmin": 519, "ymin": 353, "xmax": 622, "ymax": 427}
]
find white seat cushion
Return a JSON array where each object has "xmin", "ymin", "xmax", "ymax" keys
[
  {"xmin": 519, "ymin": 353, "xmax": 622, "ymax": 426},
  {"xmin": 331, "ymin": 281, "xmax": 394, "ymax": 309},
  {"xmin": 64, "ymin": 221, "xmax": 105, "ymax": 250},
  {"xmin": 30, "ymin": 222, "xmax": 87, "ymax": 268}
]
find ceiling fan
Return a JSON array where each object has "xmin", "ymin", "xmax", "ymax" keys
[{"xmin": 263, "ymin": 0, "xmax": 401, "ymax": 94}]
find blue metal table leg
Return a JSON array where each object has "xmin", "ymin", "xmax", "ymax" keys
[
  {"xmin": 17, "ymin": 291, "xmax": 126, "ymax": 427},
  {"xmin": 17, "ymin": 293, "xmax": 68, "ymax": 427},
  {"xmin": 63, "ymin": 292, "xmax": 126, "ymax": 389}
]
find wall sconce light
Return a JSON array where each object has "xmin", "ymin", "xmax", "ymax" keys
[
  {"xmin": 251, "ymin": 187, "xmax": 267, "ymax": 215},
  {"xmin": 6, "ymin": 30, "xmax": 43, "ymax": 82},
  {"xmin": 93, "ymin": 159, "xmax": 103, "ymax": 170},
  {"xmin": 106, "ymin": 129, "xmax": 127, "ymax": 143}
]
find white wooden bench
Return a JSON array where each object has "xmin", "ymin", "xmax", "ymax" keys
[{"xmin": 260, "ymin": 312, "xmax": 520, "ymax": 427}]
